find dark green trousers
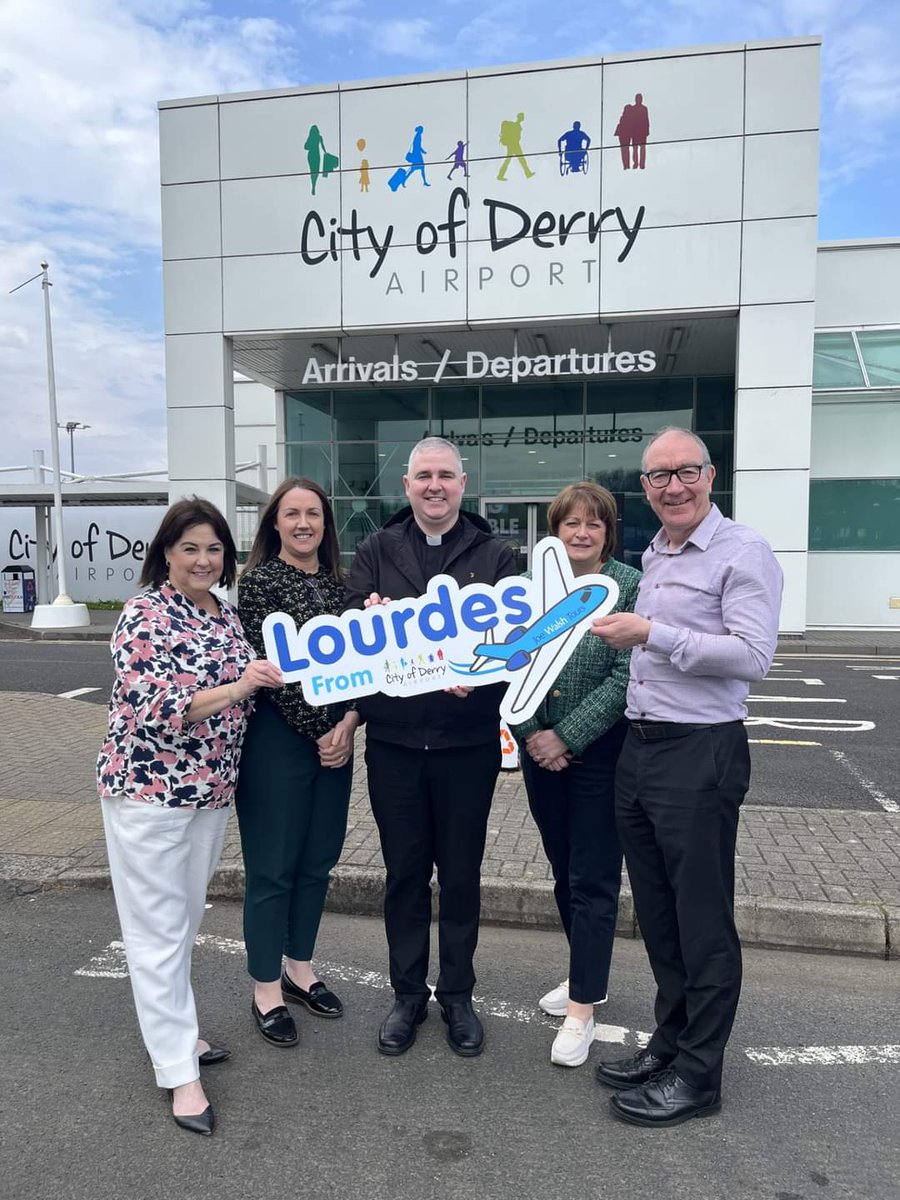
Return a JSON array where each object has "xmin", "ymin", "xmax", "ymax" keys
[{"xmin": 236, "ymin": 700, "xmax": 352, "ymax": 982}]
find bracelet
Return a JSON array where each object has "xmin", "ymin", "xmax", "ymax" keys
[{"xmin": 227, "ymin": 683, "xmax": 236, "ymax": 706}]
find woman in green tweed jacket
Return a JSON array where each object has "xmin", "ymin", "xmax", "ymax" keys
[{"xmin": 510, "ymin": 482, "xmax": 640, "ymax": 1069}]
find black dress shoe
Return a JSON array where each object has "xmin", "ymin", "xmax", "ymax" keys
[
  {"xmin": 198, "ymin": 1043, "xmax": 230, "ymax": 1066},
  {"xmin": 595, "ymin": 1048, "xmax": 671, "ymax": 1089},
  {"xmin": 251, "ymin": 1000, "xmax": 298, "ymax": 1047},
  {"xmin": 609, "ymin": 1068, "xmax": 721, "ymax": 1128},
  {"xmin": 377, "ymin": 998, "xmax": 429, "ymax": 1056},
  {"xmin": 440, "ymin": 1001, "xmax": 484, "ymax": 1057},
  {"xmin": 281, "ymin": 972, "xmax": 343, "ymax": 1018}
]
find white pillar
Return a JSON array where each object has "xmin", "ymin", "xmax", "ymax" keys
[
  {"xmin": 733, "ymin": 301, "xmax": 815, "ymax": 634},
  {"xmin": 165, "ymin": 333, "xmax": 236, "ymax": 531}
]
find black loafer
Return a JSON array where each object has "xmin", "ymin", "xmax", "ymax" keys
[
  {"xmin": 198, "ymin": 1043, "xmax": 230, "ymax": 1066},
  {"xmin": 281, "ymin": 972, "xmax": 343, "ymax": 1018},
  {"xmin": 251, "ymin": 1001, "xmax": 298, "ymax": 1047},
  {"xmin": 440, "ymin": 1000, "xmax": 484, "ymax": 1057},
  {"xmin": 377, "ymin": 998, "xmax": 429, "ymax": 1056},
  {"xmin": 609, "ymin": 1068, "xmax": 721, "ymax": 1128},
  {"xmin": 596, "ymin": 1048, "xmax": 671, "ymax": 1089}
]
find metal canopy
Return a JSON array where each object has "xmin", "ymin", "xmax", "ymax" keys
[{"xmin": 232, "ymin": 315, "xmax": 737, "ymax": 393}]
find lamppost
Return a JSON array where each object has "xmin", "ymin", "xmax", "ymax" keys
[
  {"xmin": 57, "ymin": 420, "xmax": 91, "ymax": 474},
  {"xmin": 8, "ymin": 262, "xmax": 89, "ymax": 628}
]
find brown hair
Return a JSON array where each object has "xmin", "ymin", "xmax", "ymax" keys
[
  {"xmin": 243, "ymin": 477, "xmax": 343, "ymax": 580},
  {"xmin": 546, "ymin": 482, "xmax": 619, "ymax": 562},
  {"xmin": 140, "ymin": 497, "xmax": 237, "ymax": 589}
]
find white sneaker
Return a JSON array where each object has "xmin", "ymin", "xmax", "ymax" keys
[
  {"xmin": 538, "ymin": 980, "xmax": 569, "ymax": 1016},
  {"xmin": 550, "ymin": 1015, "xmax": 595, "ymax": 1067}
]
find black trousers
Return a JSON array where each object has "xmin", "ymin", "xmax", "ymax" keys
[
  {"xmin": 236, "ymin": 701, "xmax": 352, "ymax": 982},
  {"xmin": 365, "ymin": 738, "xmax": 500, "ymax": 1005},
  {"xmin": 615, "ymin": 722, "xmax": 750, "ymax": 1091},
  {"xmin": 521, "ymin": 722, "xmax": 626, "ymax": 1004}
]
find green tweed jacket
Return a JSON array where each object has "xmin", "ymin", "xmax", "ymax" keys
[{"xmin": 509, "ymin": 557, "xmax": 642, "ymax": 756}]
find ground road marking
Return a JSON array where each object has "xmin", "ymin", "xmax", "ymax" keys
[
  {"xmin": 74, "ymin": 940, "xmax": 897, "ymax": 1066},
  {"xmin": 829, "ymin": 749, "xmax": 899, "ymax": 814},
  {"xmin": 56, "ymin": 687, "xmax": 100, "ymax": 699}
]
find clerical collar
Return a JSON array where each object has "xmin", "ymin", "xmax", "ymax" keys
[{"xmin": 413, "ymin": 518, "xmax": 462, "ymax": 546}]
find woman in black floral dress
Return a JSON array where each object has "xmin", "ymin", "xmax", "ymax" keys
[{"xmin": 237, "ymin": 477, "xmax": 358, "ymax": 1047}]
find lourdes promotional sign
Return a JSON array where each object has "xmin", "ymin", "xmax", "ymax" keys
[{"xmin": 263, "ymin": 538, "xmax": 619, "ymax": 726}]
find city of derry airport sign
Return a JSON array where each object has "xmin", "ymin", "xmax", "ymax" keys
[{"xmin": 301, "ymin": 347, "xmax": 656, "ymax": 385}]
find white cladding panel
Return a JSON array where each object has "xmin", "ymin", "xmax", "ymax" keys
[
  {"xmin": 807, "ymin": 555, "xmax": 900, "ymax": 628},
  {"xmin": 815, "ymin": 245, "xmax": 900, "ymax": 328},
  {"xmin": 219, "ymin": 92, "xmax": 340, "ymax": 180}
]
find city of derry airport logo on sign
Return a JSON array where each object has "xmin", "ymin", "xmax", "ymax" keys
[
  {"xmin": 262, "ymin": 538, "xmax": 620, "ymax": 725},
  {"xmin": 301, "ymin": 188, "xmax": 646, "ymax": 295}
]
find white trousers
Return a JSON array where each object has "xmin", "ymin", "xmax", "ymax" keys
[{"xmin": 101, "ymin": 797, "xmax": 230, "ymax": 1089}]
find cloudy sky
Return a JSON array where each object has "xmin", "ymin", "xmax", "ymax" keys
[{"xmin": 1, "ymin": 0, "xmax": 897, "ymax": 477}]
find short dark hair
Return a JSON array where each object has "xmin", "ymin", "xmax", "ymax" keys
[
  {"xmin": 243, "ymin": 477, "xmax": 343, "ymax": 581},
  {"xmin": 546, "ymin": 482, "xmax": 619, "ymax": 562},
  {"xmin": 140, "ymin": 498, "xmax": 237, "ymax": 589}
]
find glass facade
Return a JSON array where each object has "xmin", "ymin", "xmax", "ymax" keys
[
  {"xmin": 809, "ymin": 480, "xmax": 900, "ymax": 551},
  {"xmin": 811, "ymin": 329, "xmax": 900, "ymax": 554},
  {"xmin": 285, "ymin": 376, "xmax": 734, "ymax": 568}
]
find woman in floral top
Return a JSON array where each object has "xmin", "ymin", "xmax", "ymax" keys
[
  {"xmin": 236, "ymin": 477, "xmax": 358, "ymax": 1048},
  {"xmin": 509, "ymin": 482, "xmax": 641, "ymax": 1070},
  {"xmin": 97, "ymin": 498, "xmax": 282, "ymax": 1137}
]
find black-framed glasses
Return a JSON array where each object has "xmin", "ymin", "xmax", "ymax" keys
[{"xmin": 641, "ymin": 464, "xmax": 708, "ymax": 489}]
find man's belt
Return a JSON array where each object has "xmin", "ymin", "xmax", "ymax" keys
[{"xmin": 629, "ymin": 721, "xmax": 718, "ymax": 742}]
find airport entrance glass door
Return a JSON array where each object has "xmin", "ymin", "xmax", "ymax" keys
[{"xmin": 481, "ymin": 499, "xmax": 551, "ymax": 569}]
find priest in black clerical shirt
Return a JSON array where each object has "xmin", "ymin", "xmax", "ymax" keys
[{"xmin": 345, "ymin": 436, "xmax": 517, "ymax": 1058}]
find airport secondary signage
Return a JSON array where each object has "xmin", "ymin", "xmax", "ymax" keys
[
  {"xmin": 263, "ymin": 537, "xmax": 619, "ymax": 724},
  {"xmin": 301, "ymin": 347, "xmax": 656, "ymax": 385}
]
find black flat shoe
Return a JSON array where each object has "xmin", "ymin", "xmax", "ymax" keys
[
  {"xmin": 609, "ymin": 1068, "xmax": 721, "ymax": 1128},
  {"xmin": 167, "ymin": 1090, "xmax": 215, "ymax": 1137},
  {"xmin": 173, "ymin": 1104, "xmax": 215, "ymax": 1136},
  {"xmin": 595, "ymin": 1048, "xmax": 671, "ymax": 1089},
  {"xmin": 281, "ymin": 972, "xmax": 343, "ymax": 1018},
  {"xmin": 198, "ymin": 1043, "xmax": 230, "ymax": 1066},
  {"xmin": 377, "ymin": 998, "xmax": 429, "ymax": 1056},
  {"xmin": 251, "ymin": 1000, "xmax": 298, "ymax": 1047},
  {"xmin": 440, "ymin": 1000, "xmax": 484, "ymax": 1057}
]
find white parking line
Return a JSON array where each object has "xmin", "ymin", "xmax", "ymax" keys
[
  {"xmin": 756, "ymin": 678, "xmax": 824, "ymax": 686},
  {"xmin": 56, "ymin": 686, "xmax": 100, "ymax": 699},
  {"xmin": 746, "ymin": 696, "xmax": 845, "ymax": 703},
  {"xmin": 747, "ymin": 1045, "xmax": 900, "ymax": 1066},
  {"xmin": 829, "ymin": 750, "xmax": 899, "ymax": 814},
  {"xmin": 872, "ymin": 675, "xmax": 898, "ymax": 681},
  {"xmin": 745, "ymin": 717, "xmax": 874, "ymax": 733},
  {"xmin": 74, "ymin": 940, "xmax": 896, "ymax": 1066}
]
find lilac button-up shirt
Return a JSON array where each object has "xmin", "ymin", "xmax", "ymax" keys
[{"xmin": 626, "ymin": 504, "xmax": 783, "ymax": 723}]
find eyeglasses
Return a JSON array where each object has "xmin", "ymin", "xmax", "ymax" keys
[{"xmin": 641, "ymin": 464, "xmax": 707, "ymax": 489}]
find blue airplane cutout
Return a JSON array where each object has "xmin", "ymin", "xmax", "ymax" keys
[
  {"xmin": 469, "ymin": 582, "xmax": 610, "ymax": 672},
  {"xmin": 454, "ymin": 538, "xmax": 620, "ymax": 723}
]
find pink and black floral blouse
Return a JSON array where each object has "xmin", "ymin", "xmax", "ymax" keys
[{"xmin": 97, "ymin": 583, "xmax": 255, "ymax": 809}]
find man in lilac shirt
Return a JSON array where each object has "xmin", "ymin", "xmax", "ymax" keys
[{"xmin": 592, "ymin": 427, "xmax": 782, "ymax": 1127}]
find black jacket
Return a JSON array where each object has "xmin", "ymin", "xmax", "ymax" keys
[{"xmin": 344, "ymin": 508, "xmax": 518, "ymax": 749}]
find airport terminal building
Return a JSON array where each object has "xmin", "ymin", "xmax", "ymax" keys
[{"xmin": 158, "ymin": 36, "xmax": 900, "ymax": 631}]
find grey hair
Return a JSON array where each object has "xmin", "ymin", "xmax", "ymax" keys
[
  {"xmin": 407, "ymin": 436, "xmax": 465, "ymax": 475},
  {"xmin": 641, "ymin": 427, "xmax": 712, "ymax": 472}
]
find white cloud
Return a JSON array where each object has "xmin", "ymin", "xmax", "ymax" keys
[{"xmin": 0, "ymin": 0, "xmax": 294, "ymax": 477}]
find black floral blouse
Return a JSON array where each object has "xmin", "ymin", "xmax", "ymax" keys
[{"xmin": 238, "ymin": 556, "xmax": 352, "ymax": 740}]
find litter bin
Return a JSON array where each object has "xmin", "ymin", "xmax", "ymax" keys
[{"xmin": 1, "ymin": 564, "xmax": 37, "ymax": 613}]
